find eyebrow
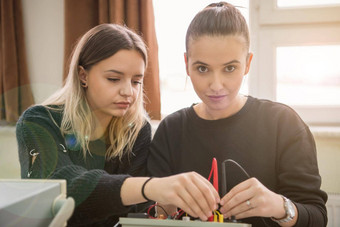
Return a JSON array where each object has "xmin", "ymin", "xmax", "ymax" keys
[
  {"xmin": 104, "ymin": 69, "xmax": 144, "ymax": 78},
  {"xmin": 192, "ymin": 60, "xmax": 241, "ymax": 66},
  {"xmin": 133, "ymin": 74, "xmax": 144, "ymax": 78},
  {"xmin": 105, "ymin": 69, "xmax": 124, "ymax": 75}
]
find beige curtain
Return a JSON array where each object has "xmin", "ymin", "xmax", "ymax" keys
[
  {"xmin": 64, "ymin": 0, "xmax": 161, "ymax": 120},
  {"xmin": 0, "ymin": 0, "xmax": 34, "ymax": 123}
]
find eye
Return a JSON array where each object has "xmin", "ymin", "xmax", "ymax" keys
[
  {"xmin": 132, "ymin": 80, "xmax": 142, "ymax": 85},
  {"xmin": 197, "ymin": 66, "xmax": 208, "ymax": 73},
  {"xmin": 225, "ymin": 65, "xmax": 235, "ymax": 72},
  {"xmin": 107, "ymin": 78, "xmax": 120, "ymax": 82}
]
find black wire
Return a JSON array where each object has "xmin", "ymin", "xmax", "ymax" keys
[
  {"xmin": 223, "ymin": 159, "xmax": 251, "ymax": 178},
  {"xmin": 222, "ymin": 159, "xmax": 271, "ymax": 227}
]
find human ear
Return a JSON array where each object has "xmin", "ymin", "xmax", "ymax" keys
[
  {"xmin": 244, "ymin": 52, "xmax": 253, "ymax": 75},
  {"xmin": 184, "ymin": 53, "xmax": 189, "ymax": 76},
  {"xmin": 78, "ymin": 66, "xmax": 88, "ymax": 87}
]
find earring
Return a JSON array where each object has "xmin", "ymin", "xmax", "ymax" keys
[{"xmin": 81, "ymin": 82, "xmax": 87, "ymax": 88}]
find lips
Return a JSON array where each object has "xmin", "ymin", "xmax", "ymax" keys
[
  {"xmin": 207, "ymin": 95, "xmax": 226, "ymax": 102},
  {"xmin": 114, "ymin": 101, "xmax": 131, "ymax": 109}
]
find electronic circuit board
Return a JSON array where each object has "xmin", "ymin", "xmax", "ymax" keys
[{"xmin": 119, "ymin": 217, "xmax": 251, "ymax": 227}]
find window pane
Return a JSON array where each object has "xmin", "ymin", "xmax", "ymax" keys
[
  {"xmin": 277, "ymin": 0, "xmax": 340, "ymax": 8},
  {"xmin": 276, "ymin": 45, "xmax": 340, "ymax": 106}
]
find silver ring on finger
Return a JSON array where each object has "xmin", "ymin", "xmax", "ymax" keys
[{"xmin": 246, "ymin": 199, "xmax": 253, "ymax": 209}]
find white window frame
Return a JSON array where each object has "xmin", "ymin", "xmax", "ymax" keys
[{"xmin": 249, "ymin": 0, "xmax": 340, "ymax": 125}]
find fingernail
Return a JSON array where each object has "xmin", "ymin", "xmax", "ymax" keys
[{"xmin": 220, "ymin": 200, "xmax": 224, "ymax": 205}]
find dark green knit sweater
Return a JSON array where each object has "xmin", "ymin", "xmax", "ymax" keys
[{"xmin": 16, "ymin": 105, "xmax": 151, "ymax": 226}]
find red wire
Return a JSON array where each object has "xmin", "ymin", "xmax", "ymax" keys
[
  {"xmin": 208, "ymin": 158, "xmax": 219, "ymax": 222},
  {"xmin": 167, "ymin": 158, "xmax": 220, "ymax": 221},
  {"xmin": 213, "ymin": 158, "xmax": 218, "ymax": 193},
  {"xmin": 147, "ymin": 203, "xmax": 157, "ymax": 219},
  {"xmin": 208, "ymin": 158, "xmax": 219, "ymax": 193},
  {"xmin": 177, "ymin": 210, "xmax": 185, "ymax": 219}
]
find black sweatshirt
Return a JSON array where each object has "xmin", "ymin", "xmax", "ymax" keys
[
  {"xmin": 148, "ymin": 96, "xmax": 327, "ymax": 227},
  {"xmin": 16, "ymin": 105, "xmax": 151, "ymax": 226}
]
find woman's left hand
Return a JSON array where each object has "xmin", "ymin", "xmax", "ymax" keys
[{"xmin": 219, "ymin": 177, "xmax": 285, "ymax": 220}]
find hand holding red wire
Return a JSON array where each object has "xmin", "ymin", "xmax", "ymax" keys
[{"xmin": 144, "ymin": 172, "xmax": 220, "ymax": 221}]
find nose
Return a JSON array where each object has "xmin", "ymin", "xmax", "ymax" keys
[
  {"xmin": 210, "ymin": 73, "xmax": 224, "ymax": 92},
  {"xmin": 119, "ymin": 80, "xmax": 133, "ymax": 97}
]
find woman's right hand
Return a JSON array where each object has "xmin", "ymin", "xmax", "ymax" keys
[{"xmin": 145, "ymin": 172, "xmax": 220, "ymax": 221}]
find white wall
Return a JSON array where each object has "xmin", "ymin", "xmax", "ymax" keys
[
  {"xmin": 21, "ymin": 0, "xmax": 64, "ymax": 104},
  {"xmin": 315, "ymin": 134, "xmax": 340, "ymax": 193},
  {"xmin": 0, "ymin": 127, "xmax": 19, "ymax": 178}
]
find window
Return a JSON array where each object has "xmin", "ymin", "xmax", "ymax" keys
[
  {"xmin": 277, "ymin": 0, "xmax": 340, "ymax": 8},
  {"xmin": 249, "ymin": 0, "xmax": 340, "ymax": 125},
  {"xmin": 276, "ymin": 45, "xmax": 340, "ymax": 106},
  {"xmin": 153, "ymin": 0, "xmax": 249, "ymax": 117}
]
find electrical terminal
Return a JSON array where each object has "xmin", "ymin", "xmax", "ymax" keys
[
  {"xmin": 182, "ymin": 216, "xmax": 190, "ymax": 221},
  {"xmin": 213, "ymin": 210, "xmax": 224, "ymax": 223},
  {"xmin": 219, "ymin": 213, "xmax": 224, "ymax": 223},
  {"xmin": 158, "ymin": 214, "xmax": 166, "ymax": 219}
]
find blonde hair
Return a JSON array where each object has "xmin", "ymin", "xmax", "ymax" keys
[{"xmin": 42, "ymin": 24, "xmax": 149, "ymax": 160}]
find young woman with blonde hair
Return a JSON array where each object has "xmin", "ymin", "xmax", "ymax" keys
[{"xmin": 16, "ymin": 23, "xmax": 219, "ymax": 226}]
